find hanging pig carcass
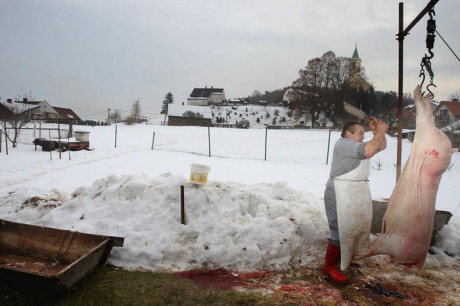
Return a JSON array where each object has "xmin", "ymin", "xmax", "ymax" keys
[{"xmin": 358, "ymin": 85, "xmax": 455, "ymax": 268}]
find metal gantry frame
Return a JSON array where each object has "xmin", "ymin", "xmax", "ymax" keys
[{"xmin": 396, "ymin": 0, "xmax": 439, "ymax": 182}]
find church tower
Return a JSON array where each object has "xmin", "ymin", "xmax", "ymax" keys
[
  {"xmin": 345, "ymin": 44, "xmax": 371, "ymax": 92},
  {"xmin": 350, "ymin": 44, "xmax": 362, "ymax": 76}
]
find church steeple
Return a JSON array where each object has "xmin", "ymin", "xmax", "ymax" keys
[
  {"xmin": 345, "ymin": 43, "xmax": 371, "ymax": 92},
  {"xmin": 349, "ymin": 43, "xmax": 362, "ymax": 76},
  {"xmin": 352, "ymin": 43, "xmax": 360, "ymax": 59}
]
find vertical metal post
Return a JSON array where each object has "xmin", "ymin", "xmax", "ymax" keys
[
  {"xmin": 208, "ymin": 126, "xmax": 211, "ymax": 157},
  {"xmin": 151, "ymin": 131, "xmax": 155, "ymax": 150},
  {"xmin": 49, "ymin": 129, "xmax": 52, "ymax": 161},
  {"xmin": 180, "ymin": 185, "xmax": 185, "ymax": 225},
  {"xmin": 396, "ymin": 0, "xmax": 438, "ymax": 183},
  {"xmin": 58, "ymin": 120, "xmax": 62, "ymax": 159},
  {"xmin": 396, "ymin": 2, "xmax": 404, "ymax": 183},
  {"xmin": 68, "ymin": 130, "xmax": 71, "ymax": 160},
  {"xmin": 4, "ymin": 126, "xmax": 8, "ymax": 155},
  {"xmin": 326, "ymin": 129, "xmax": 332, "ymax": 165},
  {"xmin": 264, "ymin": 127, "xmax": 268, "ymax": 161},
  {"xmin": 115, "ymin": 125, "xmax": 118, "ymax": 148}
]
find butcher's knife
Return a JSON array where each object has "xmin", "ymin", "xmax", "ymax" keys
[{"xmin": 343, "ymin": 101, "xmax": 373, "ymax": 123}]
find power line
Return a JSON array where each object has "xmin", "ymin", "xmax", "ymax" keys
[{"xmin": 80, "ymin": 110, "xmax": 108, "ymax": 117}]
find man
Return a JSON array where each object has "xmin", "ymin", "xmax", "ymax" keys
[{"xmin": 323, "ymin": 118, "xmax": 388, "ymax": 283}]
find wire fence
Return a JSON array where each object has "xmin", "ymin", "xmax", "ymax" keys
[{"xmin": 1, "ymin": 123, "xmax": 339, "ymax": 164}]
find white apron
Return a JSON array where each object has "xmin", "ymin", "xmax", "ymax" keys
[{"xmin": 334, "ymin": 159, "xmax": 372, "ymax": 271}]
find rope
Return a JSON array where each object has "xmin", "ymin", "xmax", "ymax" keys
[{"xmin": 435, "ymin": 29, "xmax": 460, "ymax": 63}]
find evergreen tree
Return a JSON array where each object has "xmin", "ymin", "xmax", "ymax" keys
[{"xmin": 161, "ymin": 92, "xmax": 174, "ymax": 114}]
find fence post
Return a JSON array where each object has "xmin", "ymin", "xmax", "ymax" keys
[
  {"xmin": 208, "ymin": 126, "xmax": 211, "ymax": 157},
  {"xmin": 115, "ymin": 125, "xmax": 118, "ymax": 148},
  {"xmin": 49, "ymin": 129, "xmax": 52, "ymax": 161},
  {"xmin": 151, "ymin": 131, "xmax": 155, "ymax": 150},
  {"xmin": 68, "ymin": 131, "xmax": 71, "ymax": 160},
  {"xmin": 58, "ymin": 120, "xmax": 62, "ymax": 160},
  {"xmin": 326, "ymin": 129, "xmax": 332, "ymax": 165},
  {"xmin": 180, "ymin": 185, "xmax": 185, "ymax": 225},
  {"xmin": 4, "ymin": 127, "xmax": 8, "ymax": 155},
  {"xmin": 264, "ymin": 127, "xmax": 268, "ymax": 161}
]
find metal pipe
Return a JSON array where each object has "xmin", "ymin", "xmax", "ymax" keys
[
  {"xmin": 396, "ymin": 0, "xmax": 439, "ymax": 182},
  {"xmin": 401, "ymin": 0, "xmax": 439, "ymax": 37},
  {"xmin": 180, "ymin": 185, "xmax": 185, "ymax": 225},
  {"xmin": 58, "ymin": 120, "xmax": 62, "ymax": 160},
  {"xmin": 264, "ymin": 127, "xmax": 268, "ymax": 161},
  {"xmin": 114, "ymin": 125, "xmax": 118, "ymax": 148},
  {"xmin": 397, "ymin": 2, "xmax": 404, "ymax": 182},
  {"xmin": 208, "ymin": 126, "xmax": 211, "ymax": 157},
  {"xmin": 326, "ymin": 129, "xmax": 332, "ymax": 165}
]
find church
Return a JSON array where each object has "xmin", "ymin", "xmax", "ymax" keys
[{"xmin": 344, "ymin": 44, "xmax": 372, "ymax": 92}]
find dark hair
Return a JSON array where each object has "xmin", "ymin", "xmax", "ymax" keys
[{"xmin": 341, "ymin": 122, "xmax": 363, "ymax": 137}]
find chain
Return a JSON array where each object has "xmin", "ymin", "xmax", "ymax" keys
[{"xmin": 419, "ymin": 7, "xmax": 437, "ymax": 97}]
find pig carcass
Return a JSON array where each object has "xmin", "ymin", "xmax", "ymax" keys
[{"xmin": 358, "ymin": 86, "xmax": 454, "ymax": 268}]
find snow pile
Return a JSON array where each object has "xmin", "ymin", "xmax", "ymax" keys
[{"xmin": 0, "ymin": 123, "xmax": 459, "ymax": 273}]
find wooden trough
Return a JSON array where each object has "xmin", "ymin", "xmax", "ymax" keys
[{"xmin": 0, "ymin": 219, "xmax": 124, "ymax": 291}]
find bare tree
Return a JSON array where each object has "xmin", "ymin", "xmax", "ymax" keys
[
  {"xmin": 128, "ymin": 100, "xmax": 142, "ymax": 123},
  {"xmin": 0, "ymin": 93, "xmax": 33, "ymax": 148},
  {"xmin": 110, "ymin": 109, "xmax": 122, "ymax": 123},
  {"xmin": 288, "ymin": 51, "xmax": 350, "ymax": 128},
  {"xmin": 448, "ymin": 89, "xmax": 460, "ymax": 101}
]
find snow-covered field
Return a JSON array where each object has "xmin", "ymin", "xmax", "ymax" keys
[{"xmin": 1, "ymin": 123, "xmax": 459, "ymax": 297}]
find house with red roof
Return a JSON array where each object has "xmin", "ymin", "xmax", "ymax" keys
[
  {"xmin": 434, "ymin": 100, "xmax": 460, "ymax": 128},
  {"xmin": 0, "ymin": 102, "xmax": 16, "ymax": 120}
]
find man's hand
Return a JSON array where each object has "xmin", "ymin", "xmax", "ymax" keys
[
  {"xmin": 365, "ymin": 118, "xmax": 388, "ymax": 158},
  {"xmin": 368, "ymin": 117, "xmax": 389, "ymax": 134}
]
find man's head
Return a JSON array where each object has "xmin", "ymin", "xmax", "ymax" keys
[{"xmin": 341, "ymin": 122, "xmax": 365, "ymax": 143}]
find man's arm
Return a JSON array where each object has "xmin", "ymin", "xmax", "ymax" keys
[{"xmin": 365, "ymin": 118, "xmax": 388, "ymax": 158}]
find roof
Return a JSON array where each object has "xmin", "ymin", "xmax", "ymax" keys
[
  {"xmin": 13, "ymin": 100, "xmax": 42, "ymax": 105},
  {"xmin": 352, "ymin": 44, "xmax": 360, "ymax": 59},
  {"xmin": 0, "ymin": 103, "xmax": 16, "ymax": 119},
  {"xmin": 53, "ymin": 106, "xmax": 81, "ymax": 120},
  {"xmin": 439, "ymin": 101, "xmax": 460, "ymax": 116},
  {"xmin": 190, "ymin": 87, "xmax": 224, "ymax": 98}
]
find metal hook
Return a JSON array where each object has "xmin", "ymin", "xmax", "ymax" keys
[
  {"xmin": 419, "ymin": 60, "xmax": 426, "ymax": 87},
  {"xmin": 428, "ymin": 8, "xmax": 436, "ymax": 19},
  {"xmin": 427, "ymin": 83, "xmax": 437, "ymax": 98},
  {"xmin": 419, "ymin": 70, "xmax": 426, "ymax": 87}
]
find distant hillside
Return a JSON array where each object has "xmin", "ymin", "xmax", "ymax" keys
[{"xmin": 164, "ymin": 103, "xmax": 332, "ymax": 129}]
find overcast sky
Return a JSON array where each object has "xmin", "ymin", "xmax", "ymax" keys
[{"xmin": 1, "ymin": 0, "xmax": 459, "ymax": 121}]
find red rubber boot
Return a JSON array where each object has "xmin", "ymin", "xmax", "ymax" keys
[{"xmin": 323, "ymin": 241, "xmax": 349, "ymax": 284}]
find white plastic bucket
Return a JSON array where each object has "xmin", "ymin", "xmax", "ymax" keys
[
  {"xmin": 75, "ymin": 131, "xmax": 90, "ymax": 142},
  {"xmin": 190, "ymin": 163, "xmax": 211, "ymax": 184}
]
